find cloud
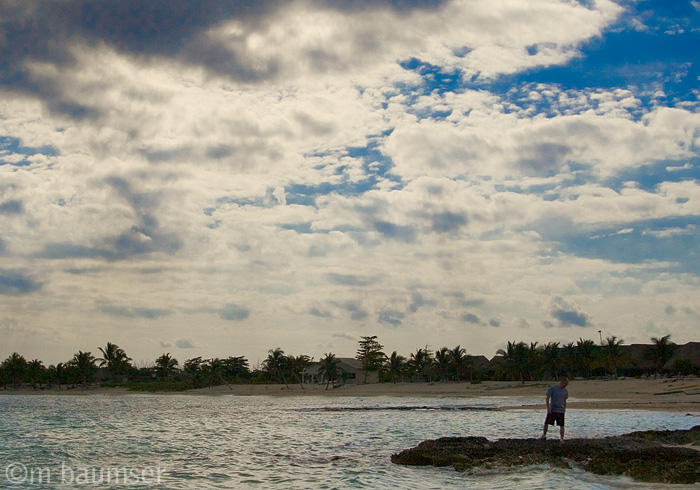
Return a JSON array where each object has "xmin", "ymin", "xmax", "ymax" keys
[
  {"xmin": 1, "ymin": 0, "xmax": 697, "ymax": 366},
  {"xmin": 175, "ymin": 339, "xmax": 195, "ymax": 349},
  {"xmin": 446, "ymin": 292, "xmax": 484, "ymax": 308},
  {"xmin": 0, "ymin": 1, "xmax": 283, "ymax": 117},
  {"xmin": 0, "ymin": 270, "xmax": 42, "ymax": 295},
  {"xmin": 33, "ymin": 177, "xmax": 183, "ymax": 262},
  {"xmin": 489, "ymin": 319, "xmax": 501, "ymax": 327},
  {"xmin": 38, "ymin": 243, "xmax": 116, "ymax": 260},
  {"xmin": 408, "ymin": 291, "xmax": 436, "ymax": 312},
  {"xmin": 103, "ymin": 177, "xmax": 183, "ymax": 258},
  {"xmin": 0, "ymin": 200, "xmax": 23, "ymax": 215},
  {"xmin": 331, "ymin": 332, "xmax": 355, "ymax": 342},
  {"xmin": 0, "ymin": 0, "xmax": 618, "ymax": 106},
  {"xmin": 63, "ymin": 267, "xmax": 103, "ymax": 275},
  {"xmin": 430, "ymin": 211, "xmax": 467, "ymax": 233},
  {"xmin": 379, "ymin": 309, "xmax": 405, "ymax": 326},
  {"xmin": 462, "ymin": 313, "xmax": 481, "ymax": 324},
  {"xmin": 372, "ymin": 220, "xmax": 417, "ymax": 242},
  {"xmin": 219, "ymin": 303, "xmax": 250, "ymax": 321},
  {"xmin": 309, "ymin": 307, "xmax": 333, "ymax": 318},
  {"xmin": 98, "ymin": 302, "xmax": 172, "ymax": 319},
  {"xmin": 326, "ymin": 273, "xmax": 376, "ymax": 286},
  {"xmin": 338, "ymin": 301, "xmax": 368, "ymax": 321},
  {"xmin": 550, "ymin": 297, "xmax": 590, "ymax": 327}
]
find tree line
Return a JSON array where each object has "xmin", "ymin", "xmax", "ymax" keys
[{"xmin": 0, "ymin": 333, "xmax": 693, "ymax": 391}]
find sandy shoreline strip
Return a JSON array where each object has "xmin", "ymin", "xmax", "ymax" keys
[{"xmin": 2, "ymin": 378, "xmax": 699, "ymax": 413}]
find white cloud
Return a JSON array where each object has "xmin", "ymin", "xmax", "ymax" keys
[{"xmin": 1, "ymin": 0, "xmax": 697, "ymax": 364}]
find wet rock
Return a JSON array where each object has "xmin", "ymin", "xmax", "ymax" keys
[{"xmin": 391, "ymin": 426, "xmax": 700, "ymax": 484}]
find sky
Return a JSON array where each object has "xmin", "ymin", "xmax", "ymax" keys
[{"xmin": 0, "ymin": 0, "xmax": 698, "ymax": 367}]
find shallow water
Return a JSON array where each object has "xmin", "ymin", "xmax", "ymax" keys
[{"xmin": 1, "ymin": 394, "xmax": 697, "ymax": 489}]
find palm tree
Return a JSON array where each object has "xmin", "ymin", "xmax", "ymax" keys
[
  {"xmin": 1, "ymin": 352, "xmax": 28, "ymax": 388},
  {"xmin": 318, "ymin": 353, "xmax": 340, "ymax": 390},
  {"xmin": 263, "ymin": 348, "xmax": 289, "ymax": 387},
  {"xmin": 576, "ymin": 338, "xmax": 597, "ymax": 378},
  {"xmin": 435, "ymin": 347, "xmax": 451, "ymax": 381},
  {"xmin": 387, "ymin": 351, "xmax": 405, "ymax": 383},
  {"xmin": 223, "ymin": 356, "xmax": 250, "ymax": 383},
  {"xmin": 408, "ymin": 347, "xmax": 433, "ymax": 381},
  {"xmin": 449, "ymin": 345, "xmax": 470, "ymax": 381},
  {"xmin": 603, "ymin": 336, "xmax": 625, "ymax": 378},
  {"xmin": 561, "ymin": 342, "xmax": 577, "ymax": 377},
  {"xmin": 98, "ymin": 342, "xmax": 132, "ymax": 377},
  {"xmin": 26, "ymin": 359, "xmax": 46, "ymax": 389},
  {"xmin": 287, "ymin": 355, "xmax": 312, "ymax": 388},
  {"xmin": 183, "ymin": 356, "xmax": 204, "ymax": 381},
  {"xmin": 647, "ymin": 334, "xmax": 675, "ymax": 373},
  {"xmin": 46, "ymin": 364, "xmax": 57, "ymax": 389},
  {"xmin": 542, "ymin": 342, "xmax": 560, "ymax": 380},
  {"xmin": 496, "ymin": 341, "xmax": 528, "ymax": 382},
  {"xmin": 526, "ymin": 342, "xmax": 541, "ymax": 381},
  {"xmin": 54, "ymin": 362, "xmax": 67, "ymax": 390},
  {"xmin": 204, "ymin": 358, "xmax": 226, "ymax": 388},
  {"xmin": 155, "ymin": 353, "xmax": 178, "ymax": 379},
  {"xmin": 69, "ymin": 351, "xmax": 97, "ymax": 385}
]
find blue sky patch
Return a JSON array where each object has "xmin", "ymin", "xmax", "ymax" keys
[
  {"xmin": 0, "ymin": 269, "xmax": 42, "ymax": 295},
  {"xmin": 607, "ymin": 157, "xmax": 700, "ymax": 193},
  {"xmin": 0, "ymin": 135, "xmax": 59, "ymax": 167},
  {"xmin": 484, "ymin": 1, "xmax": 699, "ymax": 112},
  {"xmin": 286, "ymin": 142, "xmax": 402, "ymax": 206},
  {"xmin": 399, "ymin": 57, "xmax": 465, "ymax": 97},
  {"xmin": 554, "ymin": 216, "xmax": 700, "ymax": 274}
]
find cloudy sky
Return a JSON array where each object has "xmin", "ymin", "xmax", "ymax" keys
[{"xmin": 1, "ymin": 0, "xmax": 698, "ymax": 366}]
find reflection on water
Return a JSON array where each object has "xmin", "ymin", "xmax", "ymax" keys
[{"xmin": 1, "ymin": 394, "xmax": 697, "ymax": 489}]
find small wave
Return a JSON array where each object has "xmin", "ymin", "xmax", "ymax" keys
[{"xmin": 292, "ymin": 405, "xmax": 499, "ymax": 412}]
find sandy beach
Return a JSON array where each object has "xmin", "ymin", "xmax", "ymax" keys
[{"xmin": 3, "ymin": 377, "xmax": 699, "ymax": 413}]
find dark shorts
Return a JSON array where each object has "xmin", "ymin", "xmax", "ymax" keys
[{"xmin": 545, "ymin": 412, "xmax": 565, "ymax": 426}]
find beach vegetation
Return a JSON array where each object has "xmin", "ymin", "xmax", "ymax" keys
[
  {"xmin": 449, "ymin": 345, "xmax": 468, "ymax": 381},
  {"xmin": 647, "ymin": 335, "xmax": 676, "ymax": 373},
  {"xmin": 98, "ymin": 342, "xmax": 132, "ymax": 378},
  {"xmin": 1, "ymin": 353, "xmax": 27, "ymax": 389},
  {"xmin": 2, "ymin": 333, "xmax": 696, "ymax": 392},
  {"xmin": 387, "ymin": 351, "xmax": 406, "ymax": 383},
  {"xmin": 356, "ymin": 336, "xmax": 386, "ymax": 383},
  {"xmin": 263, "ymin": 348, "xmax": 290, "ymax": 387},
  {"xmin": 602, "ymin": 336, "xmax": 626, "ymax": 378},
  {"xmin": 155, "ymin": 353, "xmax": 179, "ymax": 380},
  {"xmin": 408, "ymin": 346, "xmax": 433, "ymax": 382},
  {"xmin": 288, "ymin": 354, "xmax": 313, "ymax": 389},
  {"xmin": 69, "ymin": 351, "xmax": 97, "ymax": 386},
  {"xmin": 318, "ymin": 352, "xmax": 340, "ymax": 389}
]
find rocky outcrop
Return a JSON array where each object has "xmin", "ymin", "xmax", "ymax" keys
[{"xmin": 391, "ymin": 426, "xmax": 700, "ymax": 484}]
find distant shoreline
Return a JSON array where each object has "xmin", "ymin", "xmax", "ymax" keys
[{"xmin": 2, "ymin": 378, "xmax": 699, "ymax": 413}]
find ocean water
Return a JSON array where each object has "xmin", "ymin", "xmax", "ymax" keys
[{"xmin": 0, "ymin": 394, "xmax": 697, "ymax": 489}]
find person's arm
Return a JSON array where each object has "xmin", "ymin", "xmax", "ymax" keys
[{"xmin": 545, "ymin": 393, "xmax": 551, "ymax": 413}]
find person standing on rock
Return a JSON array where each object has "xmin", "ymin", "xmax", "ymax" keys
[{"xmin": 541, "ymin": 377, "xmax": 569, "ymax": 441}]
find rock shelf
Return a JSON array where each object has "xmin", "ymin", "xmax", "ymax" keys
[{"xmin": 391, "ymin": 426, "xmax": 700, "ymax": 484}]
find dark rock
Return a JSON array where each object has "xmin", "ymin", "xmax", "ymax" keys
[{"xmin": 391, "ymin": 426, "xmax": 700, "ymax": 484}]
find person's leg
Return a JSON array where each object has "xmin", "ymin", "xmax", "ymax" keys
[
  {"xmin": 542, "ymin": 413, "xmax": 551, "ymax": 439},
  {"xmin": 558, "ymin": 413, "xmax": 565, "ymax": 440}
]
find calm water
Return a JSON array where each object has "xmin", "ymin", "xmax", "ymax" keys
[{"xmin": 0, "ymin": 394, "xmax": 697, "ymax": 489}]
